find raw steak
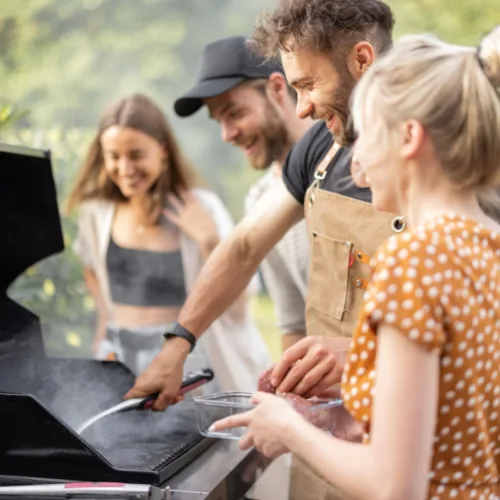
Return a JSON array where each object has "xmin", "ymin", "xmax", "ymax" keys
[
  {"xmin": 257, "ymin": 366, "xmax": 363, "ymax": 441},
  {"xmin": 257, "ymin": 366, "xmax": 276, "ymax": 393}
]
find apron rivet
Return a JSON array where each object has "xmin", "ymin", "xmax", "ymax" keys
[
  {"xmin": 357, "ymin": 252, "xmax": 362, "ymax": 259},
  {"xmin": 391, "ymin": 216, "xmax": 406, "ymax": 233},
  {"xmin": 355, "ymin": 278, "xmax": 362, "ymax": 287}
]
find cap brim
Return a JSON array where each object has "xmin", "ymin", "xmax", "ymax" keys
[{"xmin": 174, "ymin": 76, "xmax": 246, "ymax": 117}]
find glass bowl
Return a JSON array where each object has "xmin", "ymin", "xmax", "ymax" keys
[{"xmin": 194, "ymin": 392, "xmax": 346, "ymax": 440}]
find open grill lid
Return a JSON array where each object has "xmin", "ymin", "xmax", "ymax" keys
[{"xmin": 0, "ymin": 143, "xmax": 64, "ymax": 293}]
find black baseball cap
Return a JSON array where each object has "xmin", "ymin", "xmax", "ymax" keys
[{"xmin": 174, "ymin": 36, "xmax": 284, "ymax": 118}]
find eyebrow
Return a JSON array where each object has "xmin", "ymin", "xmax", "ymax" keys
[
  {"xmin": 208, "ymin": 101, "xmax": 236, "ymax": 120},
  {"xmin": 103, "ymin": 147, "xmax": 144, "ymax": 154}
]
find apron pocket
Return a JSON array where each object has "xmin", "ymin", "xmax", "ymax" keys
[{"xmin": 308, "ymin": 232, "xmax": 352, "ymax": 321}]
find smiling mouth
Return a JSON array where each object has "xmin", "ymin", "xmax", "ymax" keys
[
  {"xmin": 120, "ymin": 175, "xmax": 145, "ymax": 188},
  {"xmin": 240, "ymin": 138, "xmax": 259, "ymax": 156}
]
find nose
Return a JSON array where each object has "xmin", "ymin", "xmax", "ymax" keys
[
  {"xmin": 221, "ymin": 122, "xmax": 240, "ymax": 144},
  {"xmin": 117, "ymin": 157, "xmax": 134, "ymax": 176},
  {"xmin": 296, "ymin": 93, "xmax": 314, "ymax": 120}
]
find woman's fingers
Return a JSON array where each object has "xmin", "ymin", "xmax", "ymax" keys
[
  {"xmin": 209, "ymin": 411, "xmax": 252, "ymax": 432},
  {"xmin": 166, "ymin": 193, "xmax": 184, "ymax": 212},
  {"xmin": 239, "ymin": 432, "xmax": 255, "ymax": 451}
]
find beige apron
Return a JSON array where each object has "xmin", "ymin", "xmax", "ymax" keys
[{"xmin": 289, "ymin": 143, "xmax": 406, "ymax": 500}]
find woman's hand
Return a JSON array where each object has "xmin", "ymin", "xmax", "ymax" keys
[
  {"xmin": 210, "ymin": 392, "xmax": 304, "ymax": 458},
  {"xmin": 163, "ymin": 190, "xmax": 219, "ymax": 258}
]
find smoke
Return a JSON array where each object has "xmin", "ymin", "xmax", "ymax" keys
[{"xmin": 36, "ymin": 358, "xmax": 135, "ymax": 428}]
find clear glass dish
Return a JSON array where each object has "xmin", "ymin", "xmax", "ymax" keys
[
  {"xmin": 194, "ymin": 392, "xmax": 254, "ymax": 440},
  {"xmin": 194, "ymin": 392, "xmax": 346, "ymax": 440}
]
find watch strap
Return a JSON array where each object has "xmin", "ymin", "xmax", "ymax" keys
[{"xmin": 164, "ymin": 322, "xmax": 196, "ymax": 352}]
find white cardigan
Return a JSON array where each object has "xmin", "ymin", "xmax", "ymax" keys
[{"xmin": 73, "ymin": 188, "xmax": 270, "ymax": 393}]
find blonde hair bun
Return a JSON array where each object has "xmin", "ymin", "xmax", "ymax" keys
[{"xmin": 479, "ymin": 25, "xmax": 500, "ymax": 90}]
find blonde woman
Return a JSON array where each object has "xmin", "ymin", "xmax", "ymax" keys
[
  {"xmin": 67, "ymin": 93, "xmax": 269, "ymax": 398},
  {"xmin": 213, "ymin": 28, "xmax": 500, "ymax": 499}
]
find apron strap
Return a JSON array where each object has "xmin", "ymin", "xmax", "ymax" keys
[
  {"xmin": 313, "ymin": 141, "xmax": 341, "ymax": 183},
  {"xmin": 308, "ymin": 141, "xmax": 341, "ymax": 207}
]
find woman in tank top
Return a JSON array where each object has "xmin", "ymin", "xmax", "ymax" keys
[{"xmin": 67, "ymin": 93, "xmax": 270, "ymax": 391}]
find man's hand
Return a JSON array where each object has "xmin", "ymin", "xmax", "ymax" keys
[
  {"xmin": 124, "ymin": 337, "xmax": 191, "ymax": 410},
  {"xmin": 271, "ymin": 336, "xmax": 350, "ymax": 397}
]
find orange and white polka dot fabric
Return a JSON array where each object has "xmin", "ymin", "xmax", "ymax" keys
[{"xmin": 342, "ymin": 213, "xmax": 500, "ymax": 499}]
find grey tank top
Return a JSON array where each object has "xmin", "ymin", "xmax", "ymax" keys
[{"xmin": 106, "ymin": 236, "xmax": 187, "ymax": 307}]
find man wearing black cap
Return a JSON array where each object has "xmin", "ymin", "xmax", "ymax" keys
[
  {"xmin": 175, "ymin": 36, "xmax": 313, "ymax": 353},
  {"xmin": 126, "ymin": 2, "xmax": 401, "ymax": 497}
]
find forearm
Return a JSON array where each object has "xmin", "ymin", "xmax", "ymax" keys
[
  {"xmin": 178, "ymin": 183, "xmax": 303, "ymax": 338},
  {"xmin": 179, "ymin": 229, "xmax": 265, "ymax": 337},
  {"xmin": 198, "ymin": 234, "xmax": 221, "ymax": 262},
  {"xmin": 287, "ymin": 419, "xmax": 382, "ymax": 500}
]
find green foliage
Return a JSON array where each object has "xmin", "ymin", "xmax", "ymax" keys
[
  {"xmin": 0, "ymin": 104, "xmax": 30, "ymax": 137},
  {"xmin": 6, "ymin": 128, "xmax": 97, "ymax": 356},
  {"xmin": 390, "ymin": 0, "xmax": 499, "ymax": 44},
  {"xmin": 0, "ymin": 0, "xmax": 274, "ymax": 205}
]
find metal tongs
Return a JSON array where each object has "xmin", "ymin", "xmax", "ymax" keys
[
  {"xmin": 0, "ymin": 482, "xmax": 175, "ymax": 499},
  {"xmin": 77, "ymin": 368, "xmax": 214, "ymax": 435}
]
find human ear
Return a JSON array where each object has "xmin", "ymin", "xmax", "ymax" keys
[
  {"xmin": 347, "ymin": 41, "xmax": 375, "ymax": 80},
  {"xmin": 401, "ymin": 120, "xmax": 425, "ymax": 160},
  {"xmin": 267, "ymin": 72, "xmax": 288, "ymax": 104}
]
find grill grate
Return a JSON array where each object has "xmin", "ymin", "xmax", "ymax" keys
[{"xmin": 81, "ymin": 400, "xmax": 207, "ymax": 473}]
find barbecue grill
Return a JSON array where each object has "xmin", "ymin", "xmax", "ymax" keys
[{"xmin": 0, "ymin": 143, "xmax": 269, "ymax": 499}]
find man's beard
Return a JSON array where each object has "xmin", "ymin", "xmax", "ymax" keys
[
  {"xmin": 315, "ymin": 71, "xmax": 357, "ymax": 147},
  {"xmin": 248, "ymin": 101, "xmax": 292, "ymax": 170}
]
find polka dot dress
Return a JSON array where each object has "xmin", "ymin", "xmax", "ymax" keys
[{"xmin": 341, "ymin": 213, "xmax": 500, "ymax": 499}]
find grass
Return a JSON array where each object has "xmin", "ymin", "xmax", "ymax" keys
[{"xmin": 251, "ymin": 294, "xmax": 281, "ymax": 362}]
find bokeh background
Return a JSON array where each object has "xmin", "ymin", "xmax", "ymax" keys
[{"xmin": 0, "ymin": 0, "xmax": 497, "ymax": 361}]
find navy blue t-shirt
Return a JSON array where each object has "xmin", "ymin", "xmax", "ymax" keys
[{"xmin": 282, "ymin": 121, "xmax": 371, "ymax": 204}]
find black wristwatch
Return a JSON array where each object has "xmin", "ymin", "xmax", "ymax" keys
[{"xmin": 164, "ymin": 322, "xmax": 197, "ymax": 353}]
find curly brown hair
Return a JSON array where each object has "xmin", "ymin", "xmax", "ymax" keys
[
  {"xmin": 66, "ymin": 93, "xmax": 200, "ymax": 223},
  {"xmin": 253, "ymin": 0, "xmax": 395, "ymax": 61}
]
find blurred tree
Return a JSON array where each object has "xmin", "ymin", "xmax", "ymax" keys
[
  {"xmin": 1, "ymin": 0, "xmax": 497, "ymax": 212},
  {"xmin": 0, "ymin": 0, "xmax": 276, "ymax": 218},
  {"xmin": 391, "ymin": 0, "xmax": 498, "ymax": 44}
]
